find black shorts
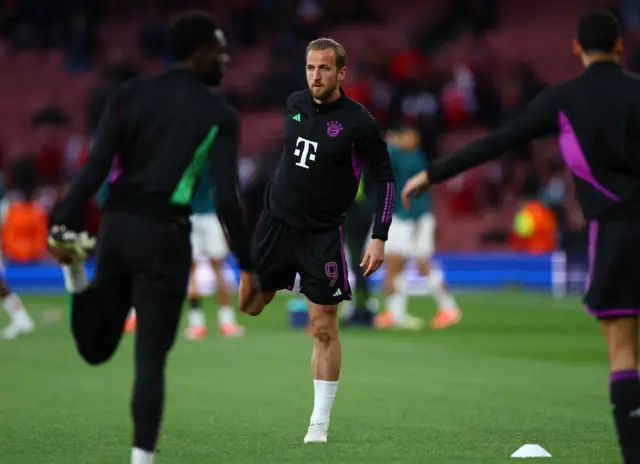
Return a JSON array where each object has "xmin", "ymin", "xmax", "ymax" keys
[
  {"xmin": 251, "ymin": 211, "xmax": 352, "ymax": 305},
  {"xmin": 585, "ymin": 217, "xmax": 640, "ymax": 319}
]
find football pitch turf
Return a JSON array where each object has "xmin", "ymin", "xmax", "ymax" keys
[{"xmin": 0, "ymin": 291, "xmax": 621, "ymax": 463}]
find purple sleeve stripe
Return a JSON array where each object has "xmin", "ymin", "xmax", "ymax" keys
[
  {"xmin": 384, "ymin": 182, "xmax": 392, "ymax": 223},
  {"xmin": 381, "ymin": 183, "xmax": 389, "ymax": 223},
  {"xmin": 388, "ymin": 187, "xmax": 395, "ymax": 223},
  {"xmin": 382, "ymin": 182, "xmax": 394, "ymax": 223}
]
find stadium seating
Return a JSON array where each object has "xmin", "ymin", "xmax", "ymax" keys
[{"xmin": 0, "ymin": 0, "xmax": 591, "ymax": 250}]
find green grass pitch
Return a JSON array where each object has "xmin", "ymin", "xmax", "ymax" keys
[{"xmin": 0, "ymin": 291, "xmax": 621, "ymax": 463}]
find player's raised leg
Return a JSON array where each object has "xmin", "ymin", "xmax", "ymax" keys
[
  {"xmin": 599, "ymin": 317, "xmax": 640, "ymax": 463},
  {"xmin": 240, "ymin": 211, "xmax": 295, "ymax": 316},
  {"xmin": 49, "ymin": 221, "xmax": 131, "ymax": 365},
  {"xmin": 305, "ymin": 302, "xmax": 341, "ymax": 443}
]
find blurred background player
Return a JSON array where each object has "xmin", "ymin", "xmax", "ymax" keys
[
  {"xmin": 0, "ymin": 159, "xmax": 39, "ymax": 339},
  {"xmin": 342, "ymin": 174, "xmax": 376, "ymax": 326},
  {"xmin": 376, "ymin": 123, "xmax": 461, "ymax": 330},
  {"xmin": 185, "ymin": 167, "xmax": 245, "ymax": 339}
]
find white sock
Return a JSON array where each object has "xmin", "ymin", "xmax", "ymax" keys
[
  {"xmin": 131, "ymin": 447, "xmax": 155, "ymax": 464},
  {"xmin": 310, "ymin": 380, "xmax": 338, "ymax": 425},
  {"xmin": 386, "ymin": 293, "xmax": 407, "ymax": 322},
  {"xmin": 3, "ymin": 293, "xmax": 32, "ymax": 324},
  {"xmin": 427, "ymin": 268, "xmax": 458, "ymax": 311},
  {"xmin": 217, "ymin": 305, "xmax": 235, "ymax": 326},
  {"xmin": 387, "ymin": 273, "xmax": 408, "ymax": 322},
  {"xmin": 189, "ymin": 308, "xmax": 205, "ymax": 328},
  {"xmin": 62, "ymin": 263, "xmax": 88, "ymax": 293}
]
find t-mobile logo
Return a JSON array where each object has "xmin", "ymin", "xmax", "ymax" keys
[{"xmin": 294, "ymin": 137, "xmax": 318, "ymax": 169}]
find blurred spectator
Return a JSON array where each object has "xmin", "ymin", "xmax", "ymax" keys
[
  {"xmin": 250, "ymin": 54, "xmax": 301, "ymax": 109},
  {"xmin": 325, "ymin": 0, "xmax": 381, "ymax": 24},
  {"xmin": 231, "ymin": 0, "xmax": 259, "ymax": 47},
  {"xmin": 87, "ymin": 51, "xmax": 140, "ymax": 134},
  {"xmin": 30, "ymin": 103, "xmax": 68, "ymax": 188},
  {"xmin": 416, "ymin": 0, "xmax": 501, "ymax": 55},
  {"xmin": 63, "ymin": 13, "xmax": 98, "ymax": 72},
  {"xmin": 620, "ymin": 0, "xmax": 640, "ymax": 29},
  {"xmin": 509, "ymin": 199, "xmax": 558, "ymax": 254},
  {"xmin": 1, "ymin": 158, "xmax": 48, "ymax": 263},
  {"xmin": 138, "ymin": 2, "xmax": 169, "ymax": 59},
  {"xmin": 538, "ymin": 157, "xmax": 567, "ymax": 236}
]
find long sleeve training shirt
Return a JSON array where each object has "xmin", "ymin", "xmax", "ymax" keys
[
  {"xmin": 267, "ymin": 88, "xmax": 396, "ymax": 240},
  {"xmin": 50, "ymin": 68, "xmax": 253, "ymax": 270}
]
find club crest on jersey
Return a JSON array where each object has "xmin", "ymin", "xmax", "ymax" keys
[{"xmin": 326, "ymin": 121, "xmax": 343, "ymax": 137}]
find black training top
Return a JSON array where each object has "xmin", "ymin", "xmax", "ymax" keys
[
  {"xmin": 428, "ymin": 61, "xmax": 640, "ymax": 220},
  {"xmin": 266, "ymin": 88, "xmax": 396, "ymax": 240},
  {"xmin": 51, "ymin": 67, "xmax": 253, "ymax": 270}
]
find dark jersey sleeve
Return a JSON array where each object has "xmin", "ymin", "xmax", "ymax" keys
[
  {"xmin": 208, "ymin": 109, "xmax": 253, "ymax": 271},
  {"xmin": 355, "ymin": 117, "xmax": 396, "ymax": 241},
  {"xmin": 51, "ymin": 89, "xmax": 122, "ymax": 226},
  {"xmin": 428, "ymin": 87, "xmax": 558, "ymax": 183}
]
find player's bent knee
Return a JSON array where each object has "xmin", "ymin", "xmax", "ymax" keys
[
  {"xmin": 77, "ymin": 344, "xmax": 117, "ymax": 366},
  {"xmin": 240, "ymin": 291, "xmax": 275, "ymax": 316}
]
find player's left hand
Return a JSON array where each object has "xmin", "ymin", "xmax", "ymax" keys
[
  {"xmin": 401, "ymin": 171, "xmax": 430, "ymax": 211},
  {"xmin": 360, "ymin": 239, "xmax": 385, "ymax": 277}
]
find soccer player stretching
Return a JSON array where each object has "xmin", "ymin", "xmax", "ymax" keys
[
  {"xmin": 48, "ymin": 13, "xmax": 255, "ymax": 464},
  {"xmin": 376, "ymin": 123, "xmax": 461, "ymax": 331},
  {"xmin": 185, "ymin": 167, "xmax": 245, "ymax": 339},
  {"xmin": 402, "ymin": 10, "xmax": 640, "ymax": 463},
  {"xmin": 239, "ymin": 38, "xmax": 395, "ymax": 444}
]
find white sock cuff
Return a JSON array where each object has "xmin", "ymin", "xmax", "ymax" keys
[
  {"xmin": 314, "ymin": 379, "xmax": 339, "ymax": 387},
  {"xmin": 393, "ymin": 273, "xmax": 408, "ymax": 293},
  {"xmin": 62, "ymin": 263, "xmax": 88, "ymax": 293},
  {"xmin": 131, "ymin": 447, "xmax": 155, "ymax": 464}
]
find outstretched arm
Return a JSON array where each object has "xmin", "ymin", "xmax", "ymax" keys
[
  {"xmin": 428, "ymin": 88, "xmax": 558, "ymax": 183},
  {"xmin": 402, "ymin": 88, "xmax": 558, "ymax": 209}
]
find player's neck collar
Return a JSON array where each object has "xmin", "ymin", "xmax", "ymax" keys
[
  {"xmin": 585, "ymin": 60, "xmax": 621, "ymax": 72},
  {"xmin": 312, "ymin": 87, "xmax": 347, "ymax": 111}
]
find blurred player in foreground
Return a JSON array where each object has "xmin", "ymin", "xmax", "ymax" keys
[
  {"xmin": 402, "ymin": 9, "xmax": 640, "ymax": 463},
  {"xmin": 48, "ymin": 12, "xmax": 255, "ymax": 464},
  {"xmin": 239, "ymin": 38, "xmax": 395, "ymax": 444},
  {"xmin": 376, "ymin": 123, "xmax": 460, "ymax": 330},
  {"xmin": 185, "ymin": 167, "xmax": 245, "ymax": 339}
]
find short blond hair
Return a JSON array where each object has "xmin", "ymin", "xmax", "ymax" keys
[{"xmin": 306, "ymin": 38, "xmax": 347, "ymax": 69}]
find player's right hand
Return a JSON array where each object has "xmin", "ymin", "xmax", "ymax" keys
[
  {"xmin": 401, "ymin": 171, "xmax": 430, "ymax": 211},
  {"xmin": 238, "ymin": 271, "xmax": 264, "ymax": 316}
]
